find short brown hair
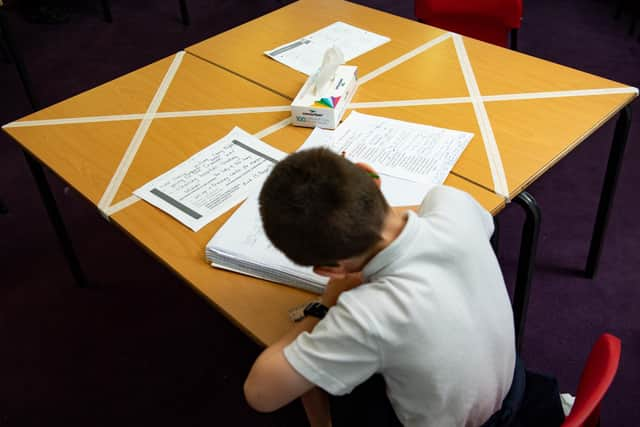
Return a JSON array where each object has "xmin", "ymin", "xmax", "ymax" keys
[{"xmin": 259, "ymin": 148, "xmax": 389, "ymax": 266}]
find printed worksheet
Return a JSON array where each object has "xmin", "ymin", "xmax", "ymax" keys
[
  {"xmin": 134, "ymin": 127, "xmax": 286, "ymax": 232},
  {"xmin": 265, "ymin": 22, "xmax": 390, "ymax": 75},
  {"xmin": 298, "ymin": 114, "xmax": 473, "ymax": 206},
  {"xmin": 331, "ymin": 112, "xmax": 473, "ymax": 185}
]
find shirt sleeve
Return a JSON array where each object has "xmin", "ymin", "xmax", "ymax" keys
[
  {"xmin": 418, "ymin": 185, "xmax": 494, "ymax": 239},
  {"xmin": 283, "ymin": 295, "xmax": 381, "ymax": 396}
]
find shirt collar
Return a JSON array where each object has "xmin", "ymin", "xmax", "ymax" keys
[{"xmin": 362, "ymin": 210, "xmax": 419, "ymax": 280}]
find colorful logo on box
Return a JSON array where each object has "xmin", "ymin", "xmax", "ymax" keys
[{"xmin": 313, "ymin": 96, "xmax": 341, "ymax": 109}]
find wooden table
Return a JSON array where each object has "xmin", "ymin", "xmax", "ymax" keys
[
  {"xmin": 6, "ymin": 0, "xmax": 635, "ymax": 349},
  {"xmin": 2, "ymin": 52, "xmax": 504, "ymax": 346},
  {"xmin": 187, "ymin": 0, "xmax": 637, "ymax": 343}
]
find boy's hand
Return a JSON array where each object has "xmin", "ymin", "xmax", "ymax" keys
[{"xmin": 321, "ymin": 273, "xmax": 363, "ymax": 307}]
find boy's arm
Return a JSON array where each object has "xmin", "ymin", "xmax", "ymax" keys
[
  {"xmin": 244, "ymin": 316, "xmax": 319, "ymax": 412},
  {"xmin": 244, "ymin": 274, "xmax": 364, "ymax": 413},
  {"xmin": 302, "ymin": 387, "xmax": 332, "ymax": 427}
]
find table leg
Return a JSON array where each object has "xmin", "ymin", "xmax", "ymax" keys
[
  {"xmin": 0, "ymin": 9, "xmax": 39, "ymax": 110},
  {"xmin": 24, "ymin": 152, "xmax": 88, "ymax": 288},
  {"xmin": 513, "ymin": 191, "xmax": 541, "ymax": 353},
  {"xmin": 586, "ymin": 105, "xmax": 632, "ymax": 278},
  {"xmin": 0, "ymin": 29, "xmax": 11, "ymax": 63},
  {"xmin": 101, "ymin": 0, "xmax": 113, "ymax": 23},
  {"xmin": 179, "ymin": 0, "xmax": 190, "ymax": 26}
]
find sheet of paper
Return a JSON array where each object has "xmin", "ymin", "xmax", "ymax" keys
[
  {"xmin": 298, "ymin": 126, "xmax": 334, "ymax": 149},
  {"xmin": 297, "ymin": 127, "xmax": 442, "ymax": 207},
  {"xmin": 265, "ymin": 22, "xmax": 390, "ymax": 75},
  {"xmin": 134, "ymin": 127, "xmax": 286, "ymax": 232},
  {"xmin": 379, "ymin": 174, "xmax": 435, "ymax": 207},
  {"xmin": 331, "ymin": 112, "xmax": 473, "ymax": 185}
]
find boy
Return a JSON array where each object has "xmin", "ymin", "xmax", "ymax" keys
[{"xmin": 244, "ymin": 148, "xmax": 516, "ymax": 426}]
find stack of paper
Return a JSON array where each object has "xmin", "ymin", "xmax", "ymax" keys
[{"xmin": 205, "ymin": 192, "xmax": 329, "ymax": 294}]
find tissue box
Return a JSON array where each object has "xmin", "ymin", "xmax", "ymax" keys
[{"xmin": 291, "ymin": 65, "xmax": 358, "ymax": 130}]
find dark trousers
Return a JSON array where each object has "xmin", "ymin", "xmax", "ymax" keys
[
  {"xmin": 511, "ymin": 370, "xmax": 566, "ymax": 427},
  {"xmin": 330, "ymin": 358, "xmax": 565, "ymax": 427}
]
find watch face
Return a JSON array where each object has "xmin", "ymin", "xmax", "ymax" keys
[{"xmin": 304, "ymin": 302, "xmax": 328, "ymax": 319}]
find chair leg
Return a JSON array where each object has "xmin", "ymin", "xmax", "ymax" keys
[
  {"xmin": 0, "ymin": 9, "xmax": 38, "ymax": 110},
  {"xmin": 101, "ymin": 0, "xmax": 112, "ymax": 23},
  {"xmin": 178, "ymin": 0, "xmax": 190, "ymax": 26},
  {"xmin": 512, "ymin": 191, "xmax": 541, "ymax": 354}
]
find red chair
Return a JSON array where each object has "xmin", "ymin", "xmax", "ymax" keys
[
  {"xmin": 414, "ymin": 0, "xmax": 523, "ymax": 48},
  {"xmin": 562, "ymin": 333, "xmax": 622, "ymax": 427}
]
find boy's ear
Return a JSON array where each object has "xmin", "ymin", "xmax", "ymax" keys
[
  {"xmin": 313, "ymin": 264, "xmax": 348, "ymax": 279},
  {"xmin": 354, "ymin": 162, "xmax": 381, "ymax": 188}
]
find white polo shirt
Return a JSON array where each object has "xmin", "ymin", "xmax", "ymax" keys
[{"xmin": 284, "ymin": 185, "xmax": 515, "ymax": 427}]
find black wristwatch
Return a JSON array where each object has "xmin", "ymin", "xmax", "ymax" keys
[{"xmin": 303, "ymin": 302, "xmax": 329, "ymax": 319}]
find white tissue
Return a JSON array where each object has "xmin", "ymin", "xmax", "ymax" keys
[{"xmin": 313, "ymin": 47, "xmax": 345, "ymax": 96}]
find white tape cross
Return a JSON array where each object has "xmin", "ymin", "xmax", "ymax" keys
[
  {"xmin": 453, "ymin": 34, "xmax": 509, "ymax": 198},
  {"xmin": 97, "ymin": 51, "xmax": 185, "ymax": 212}
]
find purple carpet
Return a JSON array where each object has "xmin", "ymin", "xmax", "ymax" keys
[{"xmin": 1, "ymin": 0, "xmax": 638, "ymax": 425}]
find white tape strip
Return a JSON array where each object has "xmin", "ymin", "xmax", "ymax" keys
[
  {"xmin": 2, "ymin": 106, "xmax": 291, "ymax": 128},
  {"xmin": 253, "ymin": 117, "xmax": 291, "ymax": 140},
  {"xmin": 2, "ymin": 113, "xmax": 145, "ymax": 128},
  {"xmin": 358, "ymin": 32, "xmax": 452, "ymax": 85},
  {"xmin": 349, "ymin": 87, "xmax": 638, "ymax": 109},
  {"xmin": 98, "ymin": 51, "xmax": 185, "ymax": 211},
  {"xmin": 6, "ymin": 87, "xmax": 634, "ymax": 130},
  {"xmin": 453, "ymin": 34, "xmax": 509, "ymax": 198},
  {"xmin": 154, "ymin": 106, "xmax": 291, "ymax": 118},
  {"xmin": 349, "ymin": 97, "xmax": 471, "ymax": 109},
  {"xmin": 103, "ymin": 194, "xmax": 140, "ymax": 216},
  {"xmin": 483, "ymin": 87, "xmax": 639, "ymax": 102}
]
